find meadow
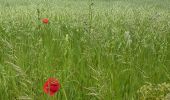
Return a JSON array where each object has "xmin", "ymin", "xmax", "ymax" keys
[{"xmin": 0, "ymin": 0, "xmax": 170, "ymax": 99}]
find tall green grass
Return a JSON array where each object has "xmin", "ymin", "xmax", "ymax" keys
[{"xmin": 0, "ymin": 0, "xmax": 170, "ymax": 99}]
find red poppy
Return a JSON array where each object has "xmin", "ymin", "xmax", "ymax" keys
[
  {"xmin": 42, "ymin": 18, "xmax": 49, "ymax": 24},
  {"xmin": 43, "ymin": 78, "xmax": 60, "ymax": 96}
]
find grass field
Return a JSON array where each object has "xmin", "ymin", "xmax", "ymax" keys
[{"xmin": 0, "ymin": 0, "xmax": 170, "ymax": 100}]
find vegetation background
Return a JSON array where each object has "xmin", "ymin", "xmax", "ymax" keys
[{"xmin": 0, "ymin": 0, "xmax": 170, "ymax": 99}]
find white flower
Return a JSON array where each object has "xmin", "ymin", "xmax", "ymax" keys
[{"xmin": 124, "ymin": 31, "xmax": 132, "ymax": 47}]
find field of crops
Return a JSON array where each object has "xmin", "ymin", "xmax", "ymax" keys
[{"xmin": 0, "ymin": 0, "xmax": 170, "ymax": 100}]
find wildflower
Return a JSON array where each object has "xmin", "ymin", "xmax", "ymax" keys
[
  {"xmin": 42, "ymin": 18, "xmax": 49, "ymax": 24},
  {"xmin": 165, "ymin": 93, "xmax": 170, "ymax": 100},
  {"xmin": 43, "ymin": 78, "xmax": 60, "ymax": 96},
  {"xmin": 124, "ymin": 31, "xmax": 132, "ymax": 47},
  {"xmin": 65, "ymin": 34, "xmax": 69, "ymax": 42}
]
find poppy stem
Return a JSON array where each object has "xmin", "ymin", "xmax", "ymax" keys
[
  {"xmin": 62, "ymin": 86, "xmax": 68, "ymax": 100},
  {"xmin": 88, "ymin": 0, "xmax": 94, "ymax": 34},
  {"xmin": 37, "ymin": 8, "xmax": 41, "ymax": 30}
]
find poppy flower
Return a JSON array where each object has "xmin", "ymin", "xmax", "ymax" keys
[
  {"xmin": 43, "ymin": 78, "xmax": 60, "ymax": 96},
  {"xmin": 42, "ymin": 18, "xmax": 49, "ymax": 24}
]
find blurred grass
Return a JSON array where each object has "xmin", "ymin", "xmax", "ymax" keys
[{"xmin": 0, "ymin": 0, "xmax": 170, "ymax": 100}]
